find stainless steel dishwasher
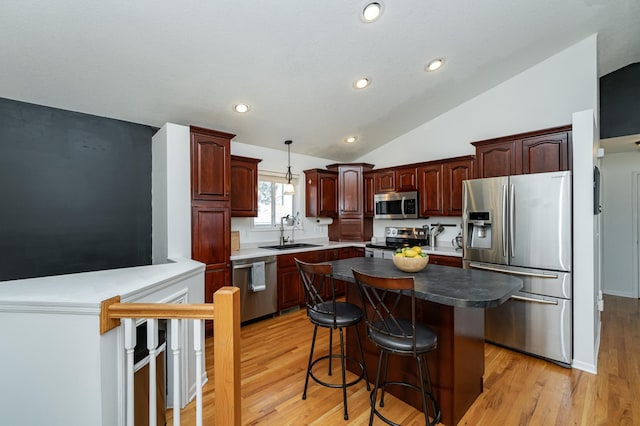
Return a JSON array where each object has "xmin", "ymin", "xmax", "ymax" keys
[{"xmin": 232, "ymin": 255, "xmax": 278, "ymax": 322}]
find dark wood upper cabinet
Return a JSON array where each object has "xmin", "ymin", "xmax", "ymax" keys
[
  {"xmin": 474, "ymin": 139, "xmax": 519, "ymax": 178},
  {"xmin": 304, "ymin": 169, "xmax": 338, "ymax": 217},
  {"xmin": 338, "ymin": 165, "xmax": 364, "ymax": 216},
  {"xmin": 472, "ymin": 125, "xmax": 571, "ymax": 178},
  {"xmin": 374, "ymin": 170, "xmax": 395, "ymax": 194},
  {"xmin": 521, "ymin": 132, "xmax": 570, "ymax": 174},
  {"xmin": 230, "ymin": 155, "xmax": 261, "ymax": 217},
  {"xmin": 395, "ymin": 167, "xmax": 418, "ymax": 192},
  {"xmin": 190, "ymin": 126, "xmax": 234, "ymax": 201},
  {"xmin": 417, "ymin": 156, "xmax": 474, "ymax": 217},
  {"xmin": 443, "ymin": 157, "xmax": 474, "ymax": 216},
  {"xmin": 418, "ymin": 163, "xmax": 444, "ymax": 216},
  {"xmin": 363, "ymin": 171, "xmax": 375, "ymax": 217}
]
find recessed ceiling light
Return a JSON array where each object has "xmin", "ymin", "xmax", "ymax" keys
[
  {"xmin": 425, "ymin": 58, "xmax": 445, "ymax": 72},
  {"xmin": 353, "ymin": 77, "xmax": 371, "ymax": 89},
  {"xmin": 362, "ymin": 2, "xmax": 383, "ymax": 22},
  {"xmin": 345, "ymin": 136, "xmax": 358, "ymax": 143},
  {"xmin": 233, "ymin": 103, "xmax": 250, "ymax": 113}
]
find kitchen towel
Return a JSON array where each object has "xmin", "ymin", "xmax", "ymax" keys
[{"xmin": 251, "ymin": 261, "xmax": 266, "ymax": 292}]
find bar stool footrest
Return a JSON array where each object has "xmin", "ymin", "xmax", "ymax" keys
[{"xmin": 308, "ymin": 354, "xmax": 367, "ymax": 389}]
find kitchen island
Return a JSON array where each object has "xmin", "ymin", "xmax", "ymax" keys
[{"xmin": 328, "ymin": 257, "xmax": 522, "ymax": 426}]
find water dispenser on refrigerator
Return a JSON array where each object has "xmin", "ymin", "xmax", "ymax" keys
[{"xmin": 466, "ymin": 211, "xmax": 492, "ymax": 249}]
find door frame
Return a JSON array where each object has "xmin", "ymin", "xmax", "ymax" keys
[{"xmin": 632, "ymin": 171, "xmax": 640, "ymax": 298}]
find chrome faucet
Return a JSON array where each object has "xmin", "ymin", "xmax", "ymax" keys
[{"xmin": 280, "ymin": 215, "xmax": 290, "ymax": 245}]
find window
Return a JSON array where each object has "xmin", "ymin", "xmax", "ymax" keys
[{"xmin": 253, "ymin": 172, "xmax": 298, "ymax": 229}]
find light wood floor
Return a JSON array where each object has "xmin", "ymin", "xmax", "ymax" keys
[{"xmin": 168, "ymin": 295, "xmax": 640, "ymax": 425}]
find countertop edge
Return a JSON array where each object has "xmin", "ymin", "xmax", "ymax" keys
[{"xmin": 230, "ymin": 241, "xmax": 462, "ymax": 260}]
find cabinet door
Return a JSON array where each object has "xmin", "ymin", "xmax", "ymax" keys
[
  {"xmin": 475, "ymin": 140, "xmax": 519, "ymax": 178},
  {"xmin": 305, "ymin": 170, "xmax": 338, "ymax": 217},
  {"xmin": 230, "ymin": 156, "xmax": 261, "ymax": 217},
  {"xmin": 418, "ymin": 164, "xmax": 444, "ymax": 216},
  {"xmin": 204, "ymin": 267, "xmax": 231, "ymax": 334},
  {"xmin": 337, "ymin": 218, "xmax": 367, "ymax": 241},
  {"xmin": 317, "ymin": 172, "xmax": 338, "ymax": 217},
  {"xmin": 339, "ymin": 166, "xmax": 363, "ymax": 216},
  {"xmin": 374, "ymin": 170, "xmax": 395, "ymax": 193},
  {"xmin": 191, "ymin": 205, "xmax": 231, "ymax": 266},
  {"xmin": 443, "ymin": 158, "xmax": 474, "ymax": 216},
  {"xmin": 363, "ymin": 172, "xmax": 375, "ymax": 217},
  {"xmin": 373, "ymin": 170, "xmax": 396, "ymax": 194},
  {"xmin": 191, "ymin": 130, "xmax": 231, "ymax": 201},
  {"xmin": 395, "ymin": 167, "xmax": 418, "ymax": 191},
  {"xmin": 521, "ymin": 132, "xmax": 570, "ymax": 174},
  {"xmin": 278, "ymin": 267, "xmax": 304, "ymax": 310}
]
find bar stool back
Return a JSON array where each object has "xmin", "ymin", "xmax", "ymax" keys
[
  {"xmin": 295, "ymin": 259, "xmax": 369, "ymax": 420},
  {"xmin": 352, "ymin": 268, "xmax": 440, "ymax": 426}
]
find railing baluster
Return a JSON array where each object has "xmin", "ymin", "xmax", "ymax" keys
[
  {"xmin": 147, "ymin": 319, "xmax": 158, "ymax": 426},
  {"xmin": 170, "ymin": 318, "xmax": 181, "ymax": 426},
  {"xmin": 194, "ymin": 319, "xmax": 204, "ymax": 426},
  {"xmin": 123, "ymin": 318, "xmax": 136, "ymax": 426},
  {"xmin": 100, "ymin": 287, "xmax": 239, "ymax": 425}
]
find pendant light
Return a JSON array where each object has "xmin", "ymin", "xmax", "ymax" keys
[{"xmin": 283, "ymin": 140, "xmax": 295, "ymax": 195}]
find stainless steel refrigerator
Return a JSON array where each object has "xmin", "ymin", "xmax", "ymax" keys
[{"xmin": 462, "ymin": 171, "xmax": 572, "ymax": 366}]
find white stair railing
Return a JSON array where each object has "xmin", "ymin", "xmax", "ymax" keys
[{"xmin": 101, "ymin": 286, "xmax": 241, "ymax": 426}]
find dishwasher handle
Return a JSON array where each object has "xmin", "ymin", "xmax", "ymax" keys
[
  {"xmin": 232, "ymin": 259, "xmax": 276, "ymax": 270},
  {"xmin": 233, "ymin": 263, "xmax": 253, "ymax": 270}
]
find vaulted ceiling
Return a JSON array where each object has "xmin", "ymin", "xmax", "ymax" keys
[{"xmin": 1, "ymin": 1, "xmax": 639, "ymax": 161}]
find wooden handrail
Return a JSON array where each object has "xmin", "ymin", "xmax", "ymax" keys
[
  {"xmin": 99, "ymin": 286, "xmax": 241, "ymax": 425},
  {"xmin": 109, "ymin": 303, "xmax": 215, "ymax": 319},
  {"xmin": 100, "ymin": 298, "xmax": 215, "ymax": 334}
]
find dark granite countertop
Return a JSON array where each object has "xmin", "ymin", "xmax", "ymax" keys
[{"xmin": 329, "ymin": 257, "xmax": 522, "ymax": 308}]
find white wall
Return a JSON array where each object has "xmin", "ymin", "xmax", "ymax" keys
[
  {"xmin": 356, "ymin": 35, "xmax": 600, "ymax": 372},
  {"xmin": 571, "ymin": 109, "xmax": 601, "ymax": 373},
  {"xmin": 357, "ymin": 35, "xmax": 599, "ymax": 168},
  {"xmin": 601, "ymin": 151, "xmax": 640, "ymax": 297},
  {"xmin": 230, "ymin": 141, "xmax": 335, "ymax": 246},
  {"xmin": 152, "ymin": 123, "xmax": 192, "ymax": 262}
]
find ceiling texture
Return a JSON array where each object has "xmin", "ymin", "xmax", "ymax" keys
[{"xmin": 1, "ymin": 0, "xmax": 639, "ymax": 161}]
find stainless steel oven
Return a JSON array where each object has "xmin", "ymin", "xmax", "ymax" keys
[{"xmin": 374, "ymin": 191, "xmax": 419, "ymax": 219}]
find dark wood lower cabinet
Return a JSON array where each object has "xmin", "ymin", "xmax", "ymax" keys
[
  {"xmin": 345, "ymin": 284, "xmax": 484, "ymax": 426},
  {"xmin": 276, "ymin": 247, "xmax": 365, "ymax": 311},
  {"xmin": 204, "ymin": 267, "xmax": 230, "ymax": 334},
  {"xmin": 429, "ymin": 254, "xmax": 463, "ymax": 268}
]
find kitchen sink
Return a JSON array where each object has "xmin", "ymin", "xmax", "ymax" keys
[{"xmin": 258, "ymin": 243, "xmax": 322, "ymax": 250}]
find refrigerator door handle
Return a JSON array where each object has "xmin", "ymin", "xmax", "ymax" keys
[
  {"xmin": 502, "ymin": 184, "xmax": 508, "ymax": 258},
  {"xmin": 468, "ymin": 262, "xmax": 559, "ymax": 279},
  {"xmin": 510, "ymin": 183, "xmax": 515, "ymax": 257},
  {"xmin": 511, "ymin": 295, "xmax": 558, "ymax": 305}
]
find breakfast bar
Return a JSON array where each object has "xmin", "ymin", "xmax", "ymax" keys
[{"xmin": 328, "ymin": 257, "xmax": 522, "ymax": 426}]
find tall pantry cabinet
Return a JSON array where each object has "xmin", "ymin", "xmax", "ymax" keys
[{"xmin": 190, "ymin": 126, "xmax": 235, "ymax": 335}]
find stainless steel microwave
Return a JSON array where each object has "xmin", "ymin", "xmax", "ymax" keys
[{"xmin": 374, "ymin": 191, "xmax": 419, "ymax": 219}]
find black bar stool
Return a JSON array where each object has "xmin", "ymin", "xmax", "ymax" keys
[
  {"xmin": 295, "ymin": 258, "xmax": 369, "ymax": 420},
  {"xmin": 352, "ymin": 269, "xmax": 441, "ymax": 426}
]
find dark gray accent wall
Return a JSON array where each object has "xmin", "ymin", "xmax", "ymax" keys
[
  {"xmin": 0, "ymin": 97, "xmax": 157, "ymax": 281},
  {"xmin": 600, "ymin": 62, "xmax": 640, "ymax": 139}
]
